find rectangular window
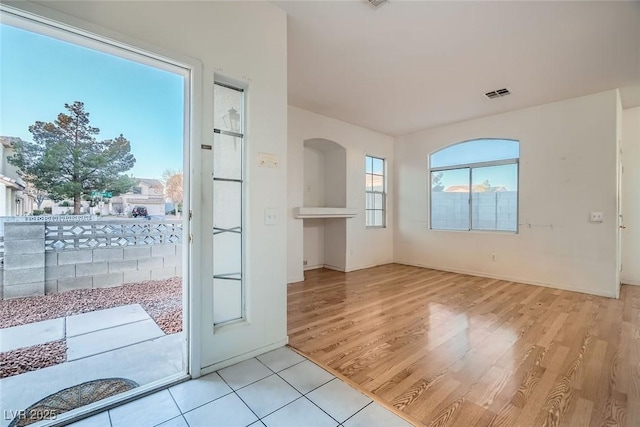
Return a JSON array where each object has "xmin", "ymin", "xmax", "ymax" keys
[
  {"xmin": 213, "ymin": 82, "xmax": 244, "ymax": 325},
  {"xmin": 365, "ymin": 155, "xmax": 385, "ymax": 227}
]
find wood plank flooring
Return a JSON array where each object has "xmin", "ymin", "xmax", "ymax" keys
[{"xmin": 287, "ymin": 264, "xmax": 640, "ymax": 427}]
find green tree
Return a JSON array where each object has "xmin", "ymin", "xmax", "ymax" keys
[
  {"xmin": 431, "ymin": 171, "xmax": 445, "ymax": 192},
  {"xmin": 8, "ymin": 102, "xmax": 136, "ymax": 214}
]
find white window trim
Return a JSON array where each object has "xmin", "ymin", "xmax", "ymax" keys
[{"xmin": 365, "ymin": 155, "xmax": 386, "ymax": 228}]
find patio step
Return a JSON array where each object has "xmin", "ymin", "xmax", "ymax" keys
[
  {"xmin": 66, "ymin": 304, "xmax": 150, "ymax": 337},
  {"xmin": 0, "ymin": 318, "xmax": 65, "ymax": 353},
  {"xmin": 66, "ymin": 319, "xmax": 165, "ymax": 361}
]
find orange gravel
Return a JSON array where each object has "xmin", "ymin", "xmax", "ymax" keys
[{"xmin": 0, "ymin": 278, "xmax": 183, "ymax": 333}]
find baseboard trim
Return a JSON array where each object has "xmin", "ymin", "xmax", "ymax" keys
[
  {"xmin": 292, "ymin": 261, "xmax": 395, "ymax": 280},
  {"xmin": 287, "ymin": 276, "xmax": 305, "ymax": 284},
  {"xmin": 200, "ymin": 337, "xmax": 289, "ymax": 375},
  {"xmin": 622, "ymin": 280, "xmax": 640, "ymax": 286},
  {"xmin": 395, "ymin": 261, "xmax": 618, "ymax": 299},
  {"xmin": 344, "ymin": 261, "xmax": 395, "ymax": 273}
]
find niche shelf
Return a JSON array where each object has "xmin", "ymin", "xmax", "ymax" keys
[{"xmin": 294, "ymin": 207, "xmax": 357, "ymax": 219}]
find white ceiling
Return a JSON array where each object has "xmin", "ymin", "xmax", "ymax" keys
[{"xmin": 275, "ymin": 1, "xmax": 640, "ymax": 136}]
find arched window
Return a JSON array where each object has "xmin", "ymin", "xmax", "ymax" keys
[{"xmin": 429, "ymin": 139, "xmax": 519, "ymax": 232}]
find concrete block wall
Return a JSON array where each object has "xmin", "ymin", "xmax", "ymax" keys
[
  {"xmin": 431, "ymin": 191, "xmax": 517, "ymax": 230},
  {"xmin": 471, "ymin": 192, "xmax": 518, "ymax": 230},
  {"xmin": 2, "ymin": 222, "xmax": 182, "ymax": 299},
  {"xmin": 431, "ymin": 192, "xmax": 469, "ymax": 230},
  {"xmin": 44, "ymin": 244, "xmax": 183, "ymax": 294},
  {"xmin": 2, "ymin": 223, "xmax": 45, "ymax": 299}
]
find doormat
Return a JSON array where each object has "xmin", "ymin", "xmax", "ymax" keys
[{"xmin": 9, "ymin": 378, "xmax": 138, "ymax": 427}]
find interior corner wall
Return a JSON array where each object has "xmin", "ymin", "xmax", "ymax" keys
[
  {"xmin": 20, "ymin": 1, "xmax": 289, "ymax": 368},
  {"xmin": 288, "ymin": 106, "xmax": 395, "ymax": 283},
  {"xmin": 394, "ymin": 90, "xmax": 620, "ymax": 298},
  {"xmin": 622, "ymin": 106, "xmax": 640, "ymax": 286}
]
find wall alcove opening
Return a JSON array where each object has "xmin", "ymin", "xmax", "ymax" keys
[{"xmin": 298, "ymin": 138, "xmax": 352, "ymax": 272}]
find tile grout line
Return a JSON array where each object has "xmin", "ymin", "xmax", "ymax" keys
[
  {"xmin": 241, "ymin": 356, "xmax": 313, "ymax": 423},
  {"xmin": 216, "ymin": 363, "xmax": 263, "ymax": 424},
  {"xmin": 265, "ymin": 358, "xmax": 342, "ymax": 425},
  {"xmin": 341, "ymin": 401, "xmax": 374, "ymax": 425},
  {"xmin": 172, "ymin": 377, "xmax": 235, "ymax": 417},
  {"xmin": 163, "ymin": 389, "xmax": 186, "ymax": 427},
  {"xmin": 233, "ymin": 389, "xmax": 274, "ymax": 424},
  {"xmin": 217, "ymin": 355, "xmax": 338, "ymax": 424}
]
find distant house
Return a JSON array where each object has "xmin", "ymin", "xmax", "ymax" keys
[
  {"xmin": 0, "ymin": 136, "xmax": 34, "ymax": 216},
  {"xmin": 110, "ymin": 178, "xmax": 165, "ymax": 216},
  {"xmin": 444, "ymin": 184, "xmax": 508, "ymax": 193}
]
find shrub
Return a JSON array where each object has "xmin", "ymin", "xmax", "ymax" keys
[
  {"xmin": 43, "ymin": 207, "xmax": 52, "ymax": 214},
  {"xmin": 32, "ymin": 210, "xmax": 44, "ymax": 216}
]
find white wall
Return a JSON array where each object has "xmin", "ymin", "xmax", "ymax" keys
[
  {"xmin": 622, "ymin": 107, "xmax": 640, "ymax": 286},
  {"xmin": 303, "ymin": 218, "xmax": 325, "ymax": 269},
  {"xmin": 16, "ymin": 0, "xmax": 289, "ymax": 370},
  {"xmin": 394, "ymin": 90, "xmax": 620, "ymax": 297},
  {"xmin": 303, "ymin": 147, "xmax": 326, "ymax": 207},
  {"xmin": 288, "ymin": 106, "xmax": 395, "ymax": 283}
]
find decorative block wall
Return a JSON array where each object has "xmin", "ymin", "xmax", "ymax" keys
[{"xmin": 1, "ymin": 221, "xmax": 183, "ymax": 299}]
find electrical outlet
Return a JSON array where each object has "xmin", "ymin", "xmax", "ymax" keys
[
  {"xmin": 492, "ymin": 254, "xmax": 496, "ymax": 261},
  {"xmin": 303, "ymin": 260, "xmax": 308, "ymax": 266},
  {"xmin": 590, "ymin": 211, "xmax": 604, "ymax": 223}
]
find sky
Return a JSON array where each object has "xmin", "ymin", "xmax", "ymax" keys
[
  {"xmin": 0, "ymin": 23, "xmax": 184, "ymax": 180},
  {"xmin": 430, "ymin": 139, "xmax": 519, "ymax": 191}
]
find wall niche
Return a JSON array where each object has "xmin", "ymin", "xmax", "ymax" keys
[{"xmin": 296, "ymin": 138, "xmax": 355, "ymax": 271}]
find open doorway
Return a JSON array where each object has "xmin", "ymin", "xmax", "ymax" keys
[{"xmin": 0, "ymin": 8, "xmax": 190, "ymax": 426}]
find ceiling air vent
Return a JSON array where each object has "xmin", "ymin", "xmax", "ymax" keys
[
  {"xmin": 485, "ymin": 88, "xmax": 511, "ymax": 99},
  {"xmin": 367, "ymin": 0, "xmax": 388, "ymax": 8}
]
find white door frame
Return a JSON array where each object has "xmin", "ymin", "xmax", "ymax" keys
[{"xmin": 0, "ymin": 1, "xmax": 205, "ymax": 420}]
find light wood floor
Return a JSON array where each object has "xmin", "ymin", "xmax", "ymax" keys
[{"xmin": 287, "ymin": 264, "xmax": 639, "ymax": 427}]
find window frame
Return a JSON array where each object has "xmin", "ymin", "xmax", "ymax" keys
[
  {"xmin": 212, "ymin": 81, "xmax": 246, "ymax": 326},
  {"xmin": 429, "ymin": 139, "xmax": 519, "ymax": 233},
  {"xmin": 365, "ymin": 155, "xmax": 386, "ymax": 228}
]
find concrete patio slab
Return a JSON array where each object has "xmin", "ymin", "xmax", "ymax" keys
[
  {"xmin": 0, "ymin": 333, "xmax": 184, "ymax": 427},
  {"xmin": 0, "ymin": 318, "xmax": 65, "ymax": 352},
  {"xmin": 66, "ymin": 304, "xmax": 149, "ymax": 337},
  {"xmin": 67, "ymin": 319, "xmax": 165, "ymax": 361}
]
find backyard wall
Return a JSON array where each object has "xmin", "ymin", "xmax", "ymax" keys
[
  {"xmin": 394, "ymin": 90, "xmax": 620, "ymax": 298},
  {"xmin": 1, "ymin": 221, "xmax": 182, "ymax": 299},
  {"xmin": 45, "ymin": 244, "xmax": 182, "ymax": 294},
  {"xmin": 431, "ymin": 191, "xmax": 518, "ymax": 231}
]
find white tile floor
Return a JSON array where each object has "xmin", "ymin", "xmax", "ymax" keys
[{"xmin": 66, "ymin": 347, "xmax": 413, "ymax": 427}]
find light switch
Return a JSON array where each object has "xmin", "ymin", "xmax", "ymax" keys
[
  {"xmin": 265, "ymin": 208, "xmax": 278, "ymax": 225},
  {"xmin": 590, "ymin": 211, "xmax": 604, "ymax": 223}
]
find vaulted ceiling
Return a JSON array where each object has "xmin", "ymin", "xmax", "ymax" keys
[{"xmin": 275, "ymin": 1, "xmax": 640, "ymax": 136}]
